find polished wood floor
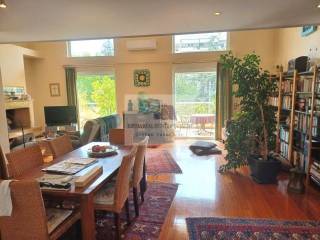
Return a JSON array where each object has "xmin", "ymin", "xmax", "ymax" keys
[{"xmin": 147, "ymin": 139, "xmax": 320, "ymax": 240}]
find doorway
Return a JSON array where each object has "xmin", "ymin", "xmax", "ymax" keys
[
  {"xmin": 174, "ymin": 64, "xmax": 217, "ymax": 138},
  {"xmin": 76, "ymin": 71, "xmax": 116, "ymax": 129}
]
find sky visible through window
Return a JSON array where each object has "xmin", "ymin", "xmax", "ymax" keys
[
  {"xmin": 174, "ymin": 32, "xmax": 227, "ymax": 53},
  {"xmin": 69, "ymin": 39, "xmax": 114, "ymax": 57}
]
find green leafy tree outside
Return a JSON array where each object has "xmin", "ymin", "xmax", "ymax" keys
[{"xmin": 77, "ymin": 74, "xmax": 116, "ymax": 128}]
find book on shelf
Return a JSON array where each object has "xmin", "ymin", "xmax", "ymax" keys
[
  {"xmin": 280, "ymin": 141, "xmax": 289, "ymax": 160},
  {"xmin": 282, "ymin": 96, "xmax": 292, "ymax": 109},
  {"xmin": 315, "ymin": 99, "xmax": 320, "ymax": 111},
  {"xmin": 279, "ymin": 126, "xmax": 289, "ymax": 142},
  {"xmin": 282, "ymin": 81, "xmax": 293, "ymax": 92},
  {"xmin": 294, "ymin": 114, "xmax": 319, "ymax": 137},
  {"xmin": 297, "ymin": 77, "xmax": 313, "ymax": 92}
]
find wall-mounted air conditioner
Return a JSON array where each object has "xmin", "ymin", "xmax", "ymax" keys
[{"xmin": 126, "ymin": 39, "xmax": 157, "ymax": 51}]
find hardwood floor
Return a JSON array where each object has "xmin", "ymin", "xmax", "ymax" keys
[{"xmin": 147, "ymin": 139, "xmax": 320, "ymax": 240}]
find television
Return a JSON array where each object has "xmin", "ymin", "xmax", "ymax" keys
[{"xmin": 44, "ymin": 106, "xmax": 78, "ymax": 126}]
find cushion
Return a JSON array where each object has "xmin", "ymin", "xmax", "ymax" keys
[
  {"xmin": 94, "ymin": 182, "xmax": 116, "ymax": 205},
  {"xmin": 191, "ymin": 148, "xmax": 222, "ymax": 156},
  {"xmin": 46, "ymin": 208, "xmax": 73, "ymax": 234},
  {"xmin": 189, "ymin": 141, "xmax": 217, "ymax": 151}
]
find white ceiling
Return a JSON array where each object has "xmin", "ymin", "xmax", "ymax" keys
[{"xmin": 0, "ymin": 0, "xmax": 319, "ymax": 43}]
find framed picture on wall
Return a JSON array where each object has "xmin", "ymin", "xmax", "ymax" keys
[{"xmin": 49, "ymin": 83, "xmax": 61, "ymax": 97}]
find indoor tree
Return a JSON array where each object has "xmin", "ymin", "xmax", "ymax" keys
[{"xmin": 219, "ymin": 52, "xmax": 278, "ymax": 172}]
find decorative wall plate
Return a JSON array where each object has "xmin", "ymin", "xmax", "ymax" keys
[{"xmin": 134, "ymin": 69, "xmax": 150, "ymax": 87}]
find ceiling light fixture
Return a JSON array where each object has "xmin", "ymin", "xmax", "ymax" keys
[
  {"xmin": 317, "ymin": 3, "xmax": 320, "ymax": 8},
  {"xmin": 0, "ymin": 0, "xmax": 7, "ymax": 8},
  {"xmin": 214, "ymin": 12, "xmax": 221, "ymax": 16}
]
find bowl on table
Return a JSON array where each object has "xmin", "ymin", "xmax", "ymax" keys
[{"xmin": 87, "ymin": 144, "xmax": 118, "ymax": 158}]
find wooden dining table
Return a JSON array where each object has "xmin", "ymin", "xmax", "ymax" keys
[{"xmin": 17, "ymin": 142, "xmax": 147, "ymax": 240}]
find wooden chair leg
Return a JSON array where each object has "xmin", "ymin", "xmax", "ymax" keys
[
  {"xmin": 140, "ymin": 187, "xmax": 145, "ymax": 203},
  {"xmin": 133, "ymin": 187, "xmax": 139, "ymax": 217},
  {"xmin": 125, "ymin": 198, "xmax": 131, "ymax": 224},
  {"xmin": 114, "ymin": 212, "xmax": 121, "ymax": 240}
]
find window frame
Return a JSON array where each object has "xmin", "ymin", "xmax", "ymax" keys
[
  {"xmin": 66, "ymin": 39, "xmax": 115, "ymax": 58},
  {"xmin": 172, "ymin": 32, "xmax": 229, "ymax": 54}
]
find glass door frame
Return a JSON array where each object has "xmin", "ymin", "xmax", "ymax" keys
[{"xmin": 172, "ymin": 62, "xmax": 218, "ymax": 139}]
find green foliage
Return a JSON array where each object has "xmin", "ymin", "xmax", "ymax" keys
[
  {"xmin": 219, "ymin": 52, "xmax": 277, "ymax": 172},
  {"xmin": 175, "ymin": 72, "xmax": 216, "ymax": 102},
  {"xmin": 77, "ymin": 74, "xmax": 116, "ymax": 128},
  {"xmin": 175, "ymin": 71, "xmax": 216, "ymax": 119},
  {"xmin": 91, "ymin": 77, "xmax": 116, "ymax": 116}
]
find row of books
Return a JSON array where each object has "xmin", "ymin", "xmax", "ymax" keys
[
  {"xmin": 294, "ymin": 114, "xmax": 320, "ymax": 137},
  {"xmin": 282, "ymin": 96, "xmax": 292, "ymax": 110},
  {"xmin": 282, "ymin": 81, "xmax": 293, "ymax": 93},
  {"xmin": 315, "ymin": 99, "xmax": 320, "ymax": 111},
  {"xmin": 269, "ymin": 96, "xmax": 278, "ymax": 107},
  {"xmin": 310, "ymin": 161, "xmax": 320, "ymax": 186},
  {"xmin": 280, "ymin": 126, "xmax": 289, "ymax": 142},
  {"xmin": 280, "ymin": 141, "xmax": 289, "ymax": 160},
  {"xmin": 297, "ymin": 77, "xmax": 313, "ymax": 92}
]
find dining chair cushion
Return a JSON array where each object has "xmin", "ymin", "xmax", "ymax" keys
[
  {"xmin": 46, "ymin": 208, "xmax": 73, "ymax": 234},
  {"xmin": 94, "ymin": 182, "xmax": 116, "ymax": 205}
]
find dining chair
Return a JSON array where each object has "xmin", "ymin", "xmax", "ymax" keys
[
  {"xmin": 131, "ymin": 136, "xmax": 149, "ymax": 217},
  {"xmin": 0, "ymin": 180, "xmax": 81, "ymax": 240},
  {"xmin": 109, "ymin": 128, "xmax": 134, "ymax": 145},
  {"xmin": 48, "ymin": 135, "xmax": 73, "ymax": 159},
  {"xmin": 5, "ymin": 144, "xmax": 43, "ymax": 178},
  {"xmin": 94, "ymin": 145, "xmax": 137, "ymax": 240},
  {"xmin": 0, "ymin": 145, "xmax": 9, "ymax": 179}
]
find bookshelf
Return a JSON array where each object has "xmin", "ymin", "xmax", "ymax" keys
[{"xmin": 274, "ymin": 68, "xmax": 320, "ymax": 187}]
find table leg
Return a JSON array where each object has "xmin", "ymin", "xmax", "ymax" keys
[{"xmin": 80, "ymin": 194, "xmax": 95, "ymax": 240}]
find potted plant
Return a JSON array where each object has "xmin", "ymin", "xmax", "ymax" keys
[{"xmin": 218, "ymin": 52, "xmax": 281, "ymax": 184}]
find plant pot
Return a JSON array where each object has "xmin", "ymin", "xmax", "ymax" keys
[{"xmin": 247, "ymin": 155, "xmax": 281, "ymax": 184}]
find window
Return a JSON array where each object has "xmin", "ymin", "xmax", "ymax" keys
[
  {"xmin": 68, "ymin": 39, "xmax": 114, "ymax": 57},
  {"xmin": 76, "ymin": 71, "xmax": 116, "ymax": 129},
  {"xmin": 174, "ymin": 32, "xmax": 227, "ymax": 53}
]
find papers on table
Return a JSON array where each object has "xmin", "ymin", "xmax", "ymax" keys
[
  {"xmin": 42, "ymin": 158, "xmax": 98, "ymax": 175},
  {"xmin": 37, "ymin": 174, "xmax": 74, "ymax": 191},
  {"xmin": 64, "ymin": 157, "xmax": 97, "ymax": 165}
]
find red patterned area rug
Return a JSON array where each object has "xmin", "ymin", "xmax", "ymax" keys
[
  {"xmin": 146, "ymin": 150, "xmax": 182, "ymax": 175},
  {"xmin": 186, "ymin": 217, "xmax": 320, "ymax": 240},
  {"xmin": 96, "ymin": 183, "xmax": 178, "ymax": 240}
]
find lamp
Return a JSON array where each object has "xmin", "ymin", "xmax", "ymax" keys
[{"xmin": 0, "ymin": 0, "xmax": 7, "ymax": 8}]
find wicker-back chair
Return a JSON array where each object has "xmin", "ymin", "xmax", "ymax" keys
[
  {"xmin": 48, "ymin": 135, "xmax": 73, "ymax": 159},
  {"xmin": 131, "ymin": 136, "xmax": 149, "ymax": 216},
  {"xmin": 0, "ymin": 145, "xmax": 9, "ymax": 179},
  {"xmin": 0, "ymin": 180, "xmax": 80, "ymax": 240},
  {"xmin": 94, "ymin": 145, "xmax": 137, "ymax": 240},
  {"xmin": 6, "ymin": 145, "xmax": 43, "ymax": 178}
]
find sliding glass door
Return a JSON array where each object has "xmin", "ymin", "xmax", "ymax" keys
[{"xmin": 174, "ymin": 64, "xmax": 217, "ymax": 138}]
